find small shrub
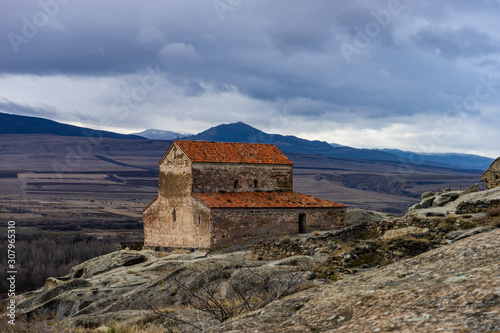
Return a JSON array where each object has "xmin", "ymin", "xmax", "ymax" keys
[
  {"xmin": 486, "ymin": 207, "xmax": 500, "ymax": 218},
  {"xmin": 457, "ymin": 220, "xmax": 477, "ymax": 230},
  {"xmin": 491, "ymin": 219, "xmax": 500, "ymax": 229},
  {"xmin": 278, "ymin": 235, "xmax": 291, "ymax": 243}
]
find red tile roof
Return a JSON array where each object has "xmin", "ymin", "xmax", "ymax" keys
[
  {"xmin": 192, "ymin": 191, "xmax": 346, "ymax": 209},
  {"xmin": 173, "ymin": 140, "xmax": 293, "ymax": 165}
]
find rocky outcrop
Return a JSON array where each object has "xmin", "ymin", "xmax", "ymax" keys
[
  {"xmin": 66, "ymin": 251, "xmax": 148, "ymax": 279},
  {"xmin": 210, "ymin": 229, "xmax": 500, "ymax": 332},
  {"xmin": 480, "ymin": 157, "xmax": 500, "ymax": 189},
  {"xmin": 445, "ymin": 226, "xmax": 494, "ymax": 242},
  {"xmin": 407, "ymin": 186, "xmax": 500, "ymax": 218},
  {"xmin": 13, "ymin": 248, "xmax": 318, "ymax": 329}
]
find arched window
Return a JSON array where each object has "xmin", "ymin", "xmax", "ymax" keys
[
  {"xmin": 234, "ymin": 180, "xmax": 239, "ymax": 189},
  {"xmin": 254, "ymin": 179, "xmax": 258, "ymax": 188}
]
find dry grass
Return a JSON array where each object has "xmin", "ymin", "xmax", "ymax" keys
[
  {"xmin": 490, "ymin": 217, "xmax": 500, "ymax": 228},
  {"xmin": 486, "ymin": 207, "xmax": 500, "ymax": 218},
  {"xmin": 0, "ymin": 306, "xmax": 168, "ymax": 333}
]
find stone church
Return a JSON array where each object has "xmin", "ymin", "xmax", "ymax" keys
[{"xmin": 143, "ymin": 140, "xmax": 346, "ymax": 251}]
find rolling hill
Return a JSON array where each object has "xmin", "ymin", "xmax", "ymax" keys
[
  {"xmin": 374, "ymin": 148, "xmax": 494, "ymax": 171},
  {"xmin": 0, "ymin": 112, "xmax": 142, "ymax": 140}
]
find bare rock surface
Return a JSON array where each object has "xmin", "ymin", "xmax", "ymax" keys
[
  {"xmin": 445, "ymin": 226, "xmax": 495, "ymax": 242},
  {"xmin": 210, "ymin": 229, "xmax": 500, "ymax": 332},
  {"xmin": 14, "ymin": 248, "xmax": 315, "ymax": 328},
  {"xmin": 382, "ymin": 226, "xmax": 428, "ymax": 239},
  {"xmin": 346, "ymin": 208, "xmax": 395, "ymax": 226},
  {"xmin": 407, "ymin": 187, "xmax": 500, "ymax": 218}
]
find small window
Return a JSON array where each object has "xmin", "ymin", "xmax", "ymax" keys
[
  {"xmin": 234, "ymin": 180, "xmax": 239, "ymax": 189},
  {"xmin": 172, "ymin": 209, "xmax": 176, "ymax": 222},
  {"xmin": 198, "ymin": 215, "xmax": 201, "ymax": 225},
  {"xmin": 254, "ymin": 180, "xmax": 258, "ymax": 188}
]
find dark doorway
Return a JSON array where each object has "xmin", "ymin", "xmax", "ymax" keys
[{"xmin": 299, "ymin": 213, "xmax": 306, "ymax": 233}]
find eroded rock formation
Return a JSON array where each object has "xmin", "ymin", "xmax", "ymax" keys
[{"xmin": 480, "ymin": 157, "xmax": 500, "ymax": 189}]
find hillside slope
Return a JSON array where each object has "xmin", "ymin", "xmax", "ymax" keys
[
  {"xmin": 0, "ymin": 112, "xmax": 142, "ymax": 139},
  {"xmin": 376, "ymin": 148, "xmax": 494, "ymax": 171}
]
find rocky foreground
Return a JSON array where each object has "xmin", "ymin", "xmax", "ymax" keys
[
  {"xmin": 213, "ymin": 229, "xmax": 500, "ymax": 332},
  {"xmin": 9, "ymin": 187, "xmax": 500, "ymax": 332}
]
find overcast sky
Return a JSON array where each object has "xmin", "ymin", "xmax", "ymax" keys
[{"xmin": 1, "ymin": 0, "xmax": 499, "ymax": 157}]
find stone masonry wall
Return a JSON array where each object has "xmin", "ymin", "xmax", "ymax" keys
[
  {"xmin": 143, "ymin": 196, "xmax": 212, "ymax": 249},
  {"xmin": 192, "ymin": 163, "xmax": 293, "ymax": 193},
  {"xmin": 210, "ymin": 207, "xmax": 346, "ymax": 248},
  {"xmin": 158, "ymin": 144, "xmax": 192, "ymax": 199},
  {"xmin": 456, "ymin": 199, "xmax": 500, "ymax": 214}
]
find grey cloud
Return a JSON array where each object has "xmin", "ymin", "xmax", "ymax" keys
[
  {"xmin": 0, "ymin": 98, "xmax": 60, "ymax": 119},
  {"xmin": 0, "ymin": 98, "xmax": 103, "ymax": 125},
  {"xmin": 412, "ymin": 26, "xmax": 500, "ymax": 58}
]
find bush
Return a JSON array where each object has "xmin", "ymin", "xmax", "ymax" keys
[{"xmin": 486, "ymin": 207, "xmax": 500, "ymax": 218}]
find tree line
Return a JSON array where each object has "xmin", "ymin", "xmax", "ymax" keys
[{"xmin": 0, "ymin": 232, "xmax": 119, "ymax": 294}]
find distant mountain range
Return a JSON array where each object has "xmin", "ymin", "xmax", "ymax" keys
[
  {"xmin": 0, "ymin": 112, "xmax": 142, "ymax": 140},
  {"xmin": 373, "ymin": 149, "xmax": 495, "ymax": 171},
  {"xmin": 185, "ymin": 122, "xmax": 494, "ymax": 170},
  {"xmin": 0, "ymin": 112, "xmax": 494, "ymax": 171},
  {"xmin": 132, "ymin": 129, "xmax": 191, "ymax": 140}
]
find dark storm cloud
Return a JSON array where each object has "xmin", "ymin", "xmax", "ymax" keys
[{"xmin": 0, "ymin": 0, "xmax": 499, "ymax": 157}]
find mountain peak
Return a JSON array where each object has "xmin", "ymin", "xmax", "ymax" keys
[
  {"xmin": 187, "ymin": 122, "xmax": 266, "ymax": 143},
  {"xmin": 133, "ymin": 129, "xmax": 190, "ymax": 140},
  {"xmin": 186, "ymin": 121, "xmax": 338, "ymax": 155}
]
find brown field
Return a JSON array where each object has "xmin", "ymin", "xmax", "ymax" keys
[{"xmin": 289, "ymin": 152, "xmax": 482, "ymax": 213}]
